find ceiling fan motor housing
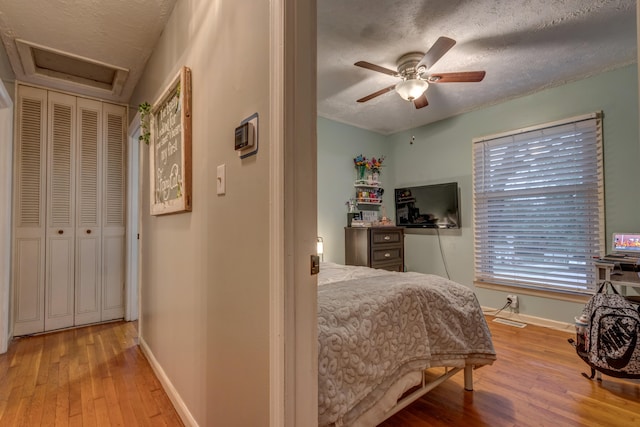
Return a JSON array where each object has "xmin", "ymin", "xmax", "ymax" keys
[{"xmin": 397, "ymin": 52, "xmax": 427, "ymax": 80}]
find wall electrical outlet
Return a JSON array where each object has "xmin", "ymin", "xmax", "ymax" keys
[{"xmin": 507, "ymin": 295, "xmax": 519, "ymax": 309}]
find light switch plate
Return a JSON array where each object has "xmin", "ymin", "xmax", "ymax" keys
[{"xmin": 216, "ymin": 164, "xmax": 226, "ymax": 195}]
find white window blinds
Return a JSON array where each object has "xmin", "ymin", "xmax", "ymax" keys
[{"xmin": 473, "ymin": 113, "xmax": 604, "ymax": 294}]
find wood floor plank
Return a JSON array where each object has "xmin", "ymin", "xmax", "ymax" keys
[
  {"xmin": 67, "ymin": 351, "xmax": 82, "ymax": 419},
  {"xmin": 68, "ymin": 413, "xmax": 83, "ymax": 427},
  {"xmin": 380, "ymin": 316, "xmax": 640, "ymax": 427},
  {"xmin": 111, "ymin": 367, "xmax": 141, "ymax": 427},
  {"xmin": 86, "ymin": 342, "xmax": 105, "ymax": 400},
  {"xmin": 54, "ymin": 352, "xmax": 70, "ymax": 427},
  {"xmin": 135, "ymin": 373, "xmax": 162, "ymax": 420},
  {"xmin": 40, "ymin": 361, "xmax": 59, "ymax": 427},
  {"xmin": 101, "ymin": 377, "xmax": 125, "ymax": 427},
  {"xmin": 93, "ymin": 396, "xmax": 111, "ymax": 427},
  {"xmin": 0, "ymin": 322, "xmax": 182, "ymax": 426},
  {"xmin": 24, "ymin": 382, "xmax": 47, "ymax": 426},
  {"xmin": 80, "ymin": 356, "xmax": 98, "ymax": 427},
  {"xmin": 2, "ymin": 318, "xmax": 639, "ymax": 426}
]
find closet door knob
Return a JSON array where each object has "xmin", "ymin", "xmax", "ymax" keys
[
  {"xmin": 86, "ymin": 229, "xmax": 92, "ymax": 234},
  {"xmin": 58, "ymin": 230, "xmax": 63, "ymax": 235}
]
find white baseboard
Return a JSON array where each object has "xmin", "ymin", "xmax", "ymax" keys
[
  {"xmin": 482, "ymin": 306, "xmax": 574, "ymax": 333},
  {"xmin": 139, "ymin": 337, "xmax": 199, "ymax": 427}
]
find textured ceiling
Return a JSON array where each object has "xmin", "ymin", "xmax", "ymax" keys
[
  {"xmin": 0, "ymin": 0, "xmax": 177, "ymax": 103},
  {"xmin": 318, "ymin": 0, "xmax": 637, "ymax": 134},
  {"xmin": 0, "ymin": 0, "xmax": 635, "ymax": 128}
]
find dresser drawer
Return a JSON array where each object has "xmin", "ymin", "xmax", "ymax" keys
[
  {"xmin": 372, "ymin": 261, "xmax": 404, "ymax": 272},
  {"xmin": 371, "ymin": 246, "xmax": 403, "ymax": 264},
  {"xmin": 370, "ymin": 229, "xmax": 403, "ymax": 245}
]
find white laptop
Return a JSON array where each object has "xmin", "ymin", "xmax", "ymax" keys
[{"xmin": 608, "ymin": 232, "xmax": 640, "ymax": 260}]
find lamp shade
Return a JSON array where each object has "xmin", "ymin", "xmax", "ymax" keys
[
  {"xmin": 395, "ymin": 79, "xmax": 429, "ymax": 101},
  {"xmin": 316, "ymin": 237, "xmax": 324, "ymax": 255}
]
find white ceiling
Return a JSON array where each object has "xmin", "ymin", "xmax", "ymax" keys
[
  {"xmin": 0, "ymin": 0, "xmax": 635, "ymax": 133},
  {"xmin": 0, "ymin": 0, "xmax": 177, "ymax": 103},
  {"xmin": 318, "ymin": 0, "xmax": 637, "ymax": 134}
]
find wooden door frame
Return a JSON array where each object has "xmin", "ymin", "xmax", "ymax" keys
[
  {"xmin": 269, "ymin": 0, "xmax": 318, "ymax": 424},
  {"xmin": 126, "ymin": 114, "xmax": 141, "ymax": 324},
  {"xmin": 0, "ymin": 80, "xmax": 13, "ymax": 354}
]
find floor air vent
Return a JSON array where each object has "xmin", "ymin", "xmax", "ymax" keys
[{"xmin": 492, "ymin": 318, "xmax": 527, "ymax": 328}]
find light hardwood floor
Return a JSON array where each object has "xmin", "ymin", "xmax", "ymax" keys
[
  {"xmin": 381, "ymin": 316, "xmax": 640, "ymax": 427},
  {"xmin": 1, "ymin": 318, "xmax": 639, "ymax": 426},
  {"xmin": 0, "ymin": 321, "xmax": 182, "ymax": 426}
]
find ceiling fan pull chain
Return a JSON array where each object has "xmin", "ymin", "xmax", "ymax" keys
[{"xmin": 408, "ymin": 102, "xmax": 416, "ymax": 145}]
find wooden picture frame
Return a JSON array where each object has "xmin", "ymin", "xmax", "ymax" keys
[{"xmin": 149, "ymin": 66, "xmax": 192, "ymax": 215}]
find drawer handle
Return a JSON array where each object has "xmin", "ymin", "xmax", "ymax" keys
[
  {"xmin": 58, "ymin": 230, "xmax": 63, "ymax": 235},
  {"xmin": 383, "ymin": 235, "xmax": 391, "ymax": 241},
  {"xmin": 384, "ymin": 252, "xmax": 391, "ymax": 258}
]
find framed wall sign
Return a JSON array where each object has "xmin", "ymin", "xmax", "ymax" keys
[{"xmin": 149, "ymin": 66, "xmax": 192, "ymax": 215}]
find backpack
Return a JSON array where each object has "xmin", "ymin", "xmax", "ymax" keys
[{"xmin": 569, "ymin": 281, "xmax": 640, "ymax": 379}]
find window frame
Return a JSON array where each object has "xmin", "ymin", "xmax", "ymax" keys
[{"xmin": 472, "ymin": 112, "xmax": 605, "ymax": 296}]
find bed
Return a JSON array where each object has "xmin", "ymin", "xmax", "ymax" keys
[{"xmin": 318, "ymin": 262, "xmax": 496, "ymax": 426}]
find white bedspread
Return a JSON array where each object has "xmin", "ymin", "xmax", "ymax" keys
[{"xmin": 317, "ymin": 263, "xmax": 496, "ymax": 426}]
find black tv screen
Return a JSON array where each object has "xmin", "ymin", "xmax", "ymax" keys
[{"xmin": 395, "ymin": 182, "xmax": 460, "ymax": 228}]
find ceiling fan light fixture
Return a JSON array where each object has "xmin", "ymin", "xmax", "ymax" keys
[{"xmin": 395, "ymin": 79, "xmax": 429, "ymax": 101}]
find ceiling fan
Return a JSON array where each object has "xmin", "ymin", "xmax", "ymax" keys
[{"xmin": 354, "ymin": 36, "xmax": 486, "ymax": 109}]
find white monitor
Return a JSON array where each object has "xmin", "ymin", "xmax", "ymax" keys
[{"xmin": 611, "ymin": 232, "xmax": 640, "ymax": 255}]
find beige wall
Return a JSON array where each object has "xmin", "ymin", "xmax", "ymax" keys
[
  {"xmin": 0, "ymin": 37, "xmax": 15, "ymax": 101},
  {"xmin": 130, "ymin": 1, "xmax": 271, "ymax": 424}
]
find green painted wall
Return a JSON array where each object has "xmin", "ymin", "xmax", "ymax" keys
[
  {"xmin": 317, "ymin": 117, "xmax": 389, "ymax": 263},
  {"xmin": 318, "ymin": 64, "xmax": 639, "ymax": 325}
]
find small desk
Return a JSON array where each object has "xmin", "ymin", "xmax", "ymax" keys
[{"xmin": 595, "ymin": 259, "xmax": 640, "ymax": 293}]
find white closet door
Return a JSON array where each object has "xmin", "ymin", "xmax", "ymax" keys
[
  {"xmin": 101, "ymin": 103, "xmax": 126, "ymax": 321},
  {"xmin": 12, "ymin": 86, "xmax": 47, "ymax": 336},
  {"xmin": 74, "ymin": 98, "xmax": 103, "ymax": 326},
  {"xmin": 45, "ymin": 92, "xmax": 76, "ymax": 331}
]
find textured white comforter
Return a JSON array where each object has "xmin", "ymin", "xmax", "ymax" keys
[{"xmin": 317, "ymin": 262, "xmax": 496, "ymax": 426}]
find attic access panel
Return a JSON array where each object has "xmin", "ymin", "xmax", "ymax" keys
[{"xmin": 16, "ymin": 39, "xmax": 128, "ymax": 95}]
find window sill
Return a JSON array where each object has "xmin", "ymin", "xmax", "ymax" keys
[{"xmin": 474, "ymin": 281, "xmax": 591, "ymax": 304}]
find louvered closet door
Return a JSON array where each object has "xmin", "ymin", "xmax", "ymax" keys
[
  {"xmin": 12, "ymin": 86, "xmax": 47, "ymax": 336},
  {"xmin": 74, "ymin": 98, "xmax": 103, "ymax": 326},
  {"xmin": 45, "ymin": 92, "xmax": 76, "ymax": 332},
  {"xmin": 101, "ymin": 103, "xmax": 126, "ymax": 321}
]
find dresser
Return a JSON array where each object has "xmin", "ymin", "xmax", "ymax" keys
[{"xmin": 344, "ymin": 227, "xmax": 405, "ymax": 272}]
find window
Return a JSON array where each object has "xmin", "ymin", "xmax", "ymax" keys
[{"xmin": 473, "ymin": 113, "xmax": 604, "ymax": 294}]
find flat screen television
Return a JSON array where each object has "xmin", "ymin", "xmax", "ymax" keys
[{"xmin": 395, "ymin": 182, "xmax": 460, "ymax": 228}]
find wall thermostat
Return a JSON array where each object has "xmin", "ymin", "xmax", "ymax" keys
[{"xmin": 234, "ymin": 122, "xmax": 255, "ymax": 151}]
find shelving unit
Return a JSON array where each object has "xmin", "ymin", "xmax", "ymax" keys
[{"xmin": 354, "ymin": 180, "xmax": 383, "ymax": 207}]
